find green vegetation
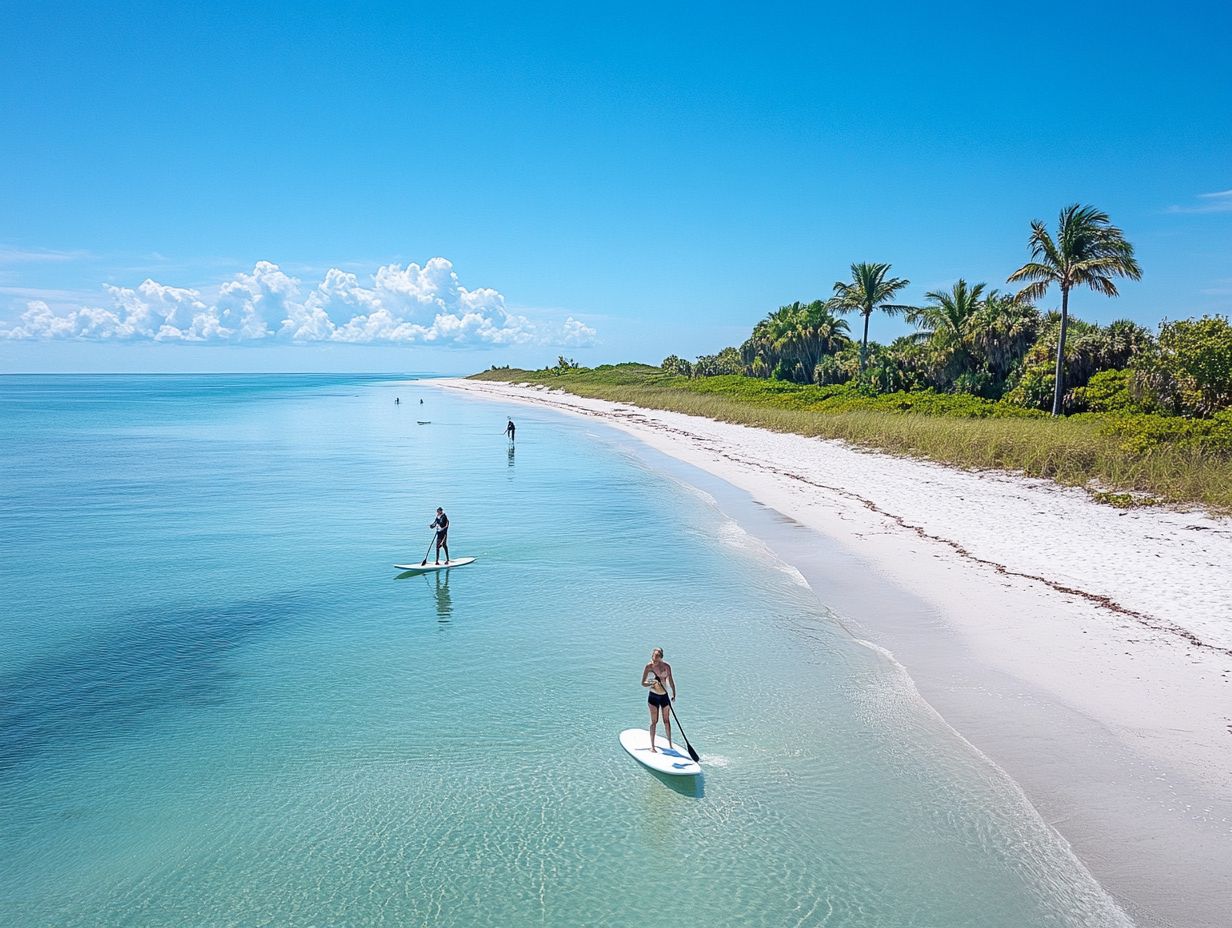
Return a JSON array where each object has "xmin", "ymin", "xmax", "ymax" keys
[
  {"xmin": 828, "ymin": 262, "xmax": 912, "ymax": 371},
  {"xmin": 471, "ymin": 364, "xmax": 1232, "ymax": 512},
  {"xmin": 1007, "ymin": 204, "xmax": 1142, "ymax": 415},
  {"xmin": 1131, "ymin": 316, "xmax": 1232, "ymax": 417},
  {"xmin": 473, "ymin": 203, "xmax": 1232, "ymax": 512}
]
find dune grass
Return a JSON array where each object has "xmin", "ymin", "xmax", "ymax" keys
[{"xmin": 470, "ymin": 365, "xmax": 1232, "ymax": 513}]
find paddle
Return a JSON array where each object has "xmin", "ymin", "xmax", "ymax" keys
[
  {"xmin": 663, "ymin": 692, "xmax": 700, "ymax": 763},
  {"xmin": 418, "ymin": 532, "xmax": 438, "ymax": 567}
]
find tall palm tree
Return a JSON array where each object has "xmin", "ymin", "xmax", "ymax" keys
[
  {"xmin": 827, "ymin": 262, "xmax": 912, "ymax": 371},
  {"xmin": 1007, "ymin": 204, "xmax": 1141, "ymax": 415}
]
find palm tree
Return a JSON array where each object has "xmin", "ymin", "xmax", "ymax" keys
[
  {"xmin": 743, "ymin": 301, "xmax": 851, "ymax": 381},
  {"xmin": 790, "ymin": 300, "xmax": 851, "ymax": 374},
  {"xmin": 1007, "ymin": 204, "xmax": 1142, "ymax": 415},
  {"xmin": 764, "ymin": 304, "xmax": 804, "ymax": 377},
  {"xmin": 742, "ymin": 307, "xmax": 793, "ymax": 375},
  {"xmin": 909, "ymin": 279, "xmax": 986, "ymax": 360},
  {"xmin": 1098, "ymin": 319, "xmax": 1153, "ymax": 369},
  {"xmin": 967, "ymin": 293, "xmax": 1040, "ymax": 387},
  {"xmin": 827, "ymin": 262, "xmax": 912, "ymax": 371}
]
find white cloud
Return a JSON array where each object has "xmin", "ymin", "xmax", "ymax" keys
[
  {"xmin": 1167, "ymin": 189, "xmax": 1232, "ymax": 214},
  {"xmin": 556, "ymin": 316, "xmax": 598, "ymax": 347},
  {"xmin": 0, "ymin": 257, "xmax": 593, "ymax": 348}
]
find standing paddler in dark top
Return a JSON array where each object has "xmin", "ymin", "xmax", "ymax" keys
[
  {"xmin": 429, "ymin": 507, "xmax": 450, "ymax": 565},
  {"xmin": 505, "ymin": 418, "xmax": 516, "ymax": 442}
]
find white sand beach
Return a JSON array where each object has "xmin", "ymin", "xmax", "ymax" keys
[{"xmin": 435, "ymin": 377, "xmax": 1232, "ymax": 928}]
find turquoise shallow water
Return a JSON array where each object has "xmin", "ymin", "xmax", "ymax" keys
[{"xmin": 0, "ymin": 374, "xmax": 1130, "ymax": 927}]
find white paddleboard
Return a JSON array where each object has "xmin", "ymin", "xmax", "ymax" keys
[
  {"xmin": 393, "ymin": 557, "xmax": 477, "ymax": 573},
  {"xmin": 619, "ymin": 728, "xmax": 701, "ymax": 776}
]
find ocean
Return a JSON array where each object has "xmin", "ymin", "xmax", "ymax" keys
[{"xmin": 0, "ymin": 374, "xmax": 1130, "ymax": 927}]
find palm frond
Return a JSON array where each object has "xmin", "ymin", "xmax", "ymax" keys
[
  {"xmin": 1026, "ymin": 220, "xmax": 1062, "ymax": 269},
  {"xmin": 1081, "ymin": 274, "xmax": 1120, "ymax": 297},
  {"xmin": 1007, "ymin": 261, "xmax": 1058, "ymax": 285},
  {"xmin": 879, "ymin": 302, "xmax": 915, "ymax": 317},
  {"xmin": 1013, "ymin": 280, "xmax": 1051, "ymax": 303}
]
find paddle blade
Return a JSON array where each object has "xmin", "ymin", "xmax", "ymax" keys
[{"xmin": 685, "ymin": 742, "xmax": 700, "ymax": 763}]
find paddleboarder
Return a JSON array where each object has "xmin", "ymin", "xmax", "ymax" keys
[
  {"xmin": 429, "ymin": 507, "xmax": 450, "ymax": 565},
  {"xmin": 505, "ymin": 418, "xmax": 516, "ymax": 441},
  {"xmin": 640, "ymin": 647, "xmax": 676, "ymax": 752}
]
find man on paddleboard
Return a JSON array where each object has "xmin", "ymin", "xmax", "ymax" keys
[
  {"xmin": 641, "ymin": 648, "xmax": 676, "ymax": 752},
  {"xmin": 429, "ymin": 507, "xmax": 450, "ymax": 564},
  {"xmin": 505, "ymin": 418, "xmax": 516, "ymax": 441}
]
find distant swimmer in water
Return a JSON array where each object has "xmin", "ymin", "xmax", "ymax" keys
[
  {"xmin": 505, "ymin": 418, "xmax": 516, "ymax": 441},
  {"xmin": 429, "ymin": 507, "xmax": 450, "ymax": 565},
  {"xmin": 641, "ymin": 647, "xmax": 676, "ymax": 752}
]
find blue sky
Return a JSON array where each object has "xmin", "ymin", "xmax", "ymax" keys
[{"xmin": 2, "ymin": 0, "xmax": 1230, "ymax": 373}]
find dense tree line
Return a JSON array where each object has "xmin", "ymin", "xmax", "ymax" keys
[{"xmin": 664, "ymin": 205, "xmax": 1232, "ymax": 418}]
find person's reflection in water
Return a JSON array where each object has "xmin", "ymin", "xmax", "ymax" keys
[
  {"xmin": 433, "ymin": 571, "xmax": 453, "ymax": 625},
  {"xmin": 507, "ymin": 442, "xmax": 515, "ymax": 468}
]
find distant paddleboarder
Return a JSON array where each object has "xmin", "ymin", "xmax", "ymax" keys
[
  {"xmin": 505, "ymin": 418, "xmax": 516, "ymax": 441},
  {"xmin": 641, "ymin": 648, "xmax": 676, "ymax": 753},
  {"xmin": 429, "ymin": 507, "xmax": 450, "ymax": 564}
]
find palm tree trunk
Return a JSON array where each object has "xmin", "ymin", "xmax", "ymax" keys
[
  {"xmin": 860, "ymin": 312, "xmax": 870, "ymax": 371},
  {"xmin": 1051, "ymin": 287, "xmax": 1069, "ymax": 416}
]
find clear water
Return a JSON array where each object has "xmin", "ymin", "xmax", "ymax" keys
[{"xmin": 0, "ymin": 375, "xmax": 1130, "ymax": 927}]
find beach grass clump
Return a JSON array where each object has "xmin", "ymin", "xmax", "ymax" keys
[{"xmin": 470, "ymin": 366, "xmax": 1232, "ymax": 512}]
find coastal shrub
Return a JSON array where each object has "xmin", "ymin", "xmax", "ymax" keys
[
  {"xmin": 855, "ymin": 345, "xmax": 908, "ymax": 395},
  {"xmin": 813, "ymin": 355, "xmax": 850, "ymax": 385},
  {"xmin": 1090, "ymin": 490, "xmax": 1161, "ymax": 509},
  {"xmin": 1003, "ymin": 360, "xmax": 1058, "ymax": 411},
  {"xmin": 544, "ymin": 356, "xmax": 584, "ymax": 375},
  {"xmin": 1130, "ymin": 315, "xmax": 1232, "ymax": 417},
  {"xmin": 952, "ymin": 370, "xmax": 996, "ymax": 398},
  {"xmin": 1071, "ymin": 369, "xmax": 1138, "ymax": 413},
  {"xmin": 661, "ymin": 354, "xmax": 693, "ymax": 377},
  {"xmin": 1004, "ymin": 316, "xmax": 1153, "ymax": 413},
  {"xmin": 668, "ymin": 375, "xmax": 1045, "ymax": 419},
  {"xmin": 1098, "ymin": 409, "xmax": 1232, "ymax": 456},
  {"xmin": 693, "ymin": 346, "xmax": 743, "ymax": 377},
  {"xmin": 472, "ymin": 367, "xmax": 536, "ymax": 381},
  {"xmin": 829, "ymin": 390, "xmax": 1044, "ymax": 419},
  {"xmin": 570, "ymin": 363, "xmax": 669, "ymax": 385}
]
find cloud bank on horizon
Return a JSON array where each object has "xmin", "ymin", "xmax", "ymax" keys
[{"xmin": 0, "ymin": 257, "xmax": 596, "ymax": 349}]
